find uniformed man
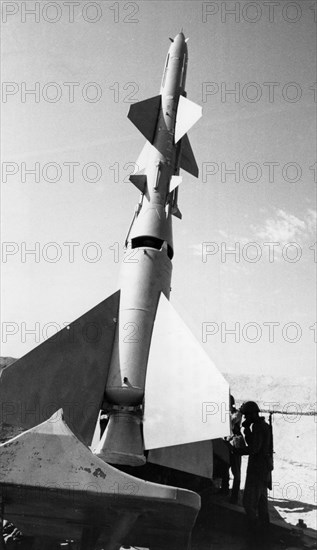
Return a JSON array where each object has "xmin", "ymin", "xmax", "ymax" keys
[{"xmin": 238, "ymin": 401, "xmax": 273, "ymax": 536}]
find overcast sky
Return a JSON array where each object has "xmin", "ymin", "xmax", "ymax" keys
[{"xmin": 1, "ymin": 1, "xmax": 316, "ymax": 378}]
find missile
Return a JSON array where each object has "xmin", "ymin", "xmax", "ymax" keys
[
  {"xmin": 0, "ymin": 34, "xmax": 230, "ymax": 475},
  {"xmin": 94, "ymin": 32, "xmax": 202, "ymax": 465}
]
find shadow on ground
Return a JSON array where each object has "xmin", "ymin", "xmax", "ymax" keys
[{"xmin": 191, "ymin": 488, "xmax": 317, "ymax": 550}]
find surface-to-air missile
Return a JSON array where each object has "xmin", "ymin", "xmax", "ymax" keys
[
  {"xmin": 94, "ymin": 31, "xmax": 230, "ymax": 467},
  {"xmin": 0, "ymin": 34, "xmax": 230, "ymax": 549}
]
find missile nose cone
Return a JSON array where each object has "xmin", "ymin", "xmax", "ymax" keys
[
  {"xmin": 174, "ymin": 31, "xmax": 185, "ymax": 42},
  {"xmin": 170, "ymin": 32, "xmax": 187, "ymax": 56}
]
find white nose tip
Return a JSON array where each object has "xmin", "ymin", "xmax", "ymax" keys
[{"xmin": 174, "ymin": 32, "xmax": 185, "ymax": 42}]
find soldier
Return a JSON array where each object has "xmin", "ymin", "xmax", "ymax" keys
[
  {"xmin": 238, "ymin": 401, "xmax": 273, "ymax": 537},
  {"xmin": 229, "ymin": 406, "xmax": 244, "ymax": 504},
  {"xmin": 218, "ymin": 395, "xmax": 243, "ymax": 502}
]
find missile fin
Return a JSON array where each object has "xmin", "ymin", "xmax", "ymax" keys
[
  {"xmin": 180, "ymin": 133, "xmax": 199, "ymax": 177},
  {"xmin": 129, "ymin": 174, "xmax": 147, "ymax": 193},
  {"xmin": 172, "ymin": 205, "xmax": 182, "ymax": 219},
  {"xmin": 175, "ymin": 95, "xmax": 202, "ymax": 143},
  {"xmin": 134, "ymin": 142, "xmax": 151, "ymax": 173},
  {"xmin": 143, "ymin": 293, "xmax": 230, "ymax": 450},
  {"xmin": 169, "ymin": 175, "xmax": 182, "ymax": 192},
  {"xmin": 128, "ymin": 95, "xmax": 161, "ymax": 144},
  {"xmin": 0, "ymin": 291, "xmax": 120, "ymax": 446}
]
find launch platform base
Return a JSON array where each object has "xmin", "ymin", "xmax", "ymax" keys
[{"xmin": 0, "ymin": 410, "xmax": 200, "ymax": 550}]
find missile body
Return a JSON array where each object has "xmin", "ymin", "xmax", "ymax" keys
[{"xmin": 98, "ymin": 33, "xmax": 201, "ymax": 464}]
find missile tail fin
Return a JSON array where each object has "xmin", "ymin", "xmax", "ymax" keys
[
  {"xmin": 180, "ymin": 133, "xmax": 199, "ymax": 177},
  {"xmin": 129, "ymin": 174, "xmax": 147, "ymax": 193},
  {"xmin": 128, "ymin": 95, "xmax": 161, "ymax": 144},
  {"xmin": 170, "ymin": 175, "xmax": 182, "ymax": 192},
  {"xmin": 175, "ymin": 95, "xmax": 202, "ymax": 143},
  {"xmin": 172, "ymin": 205, "xmax": 182, "ymax": 219},
  {"xmin": 143, "ymin": 293, "xmax": 230, "ymax": 452},
  {"xmin": 134, "ymin": 141, "xmax": 153, "ymax": 174},
  {"xmin": 0, "ymin": 291, "xmax": 120, "ymax": 446}
]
